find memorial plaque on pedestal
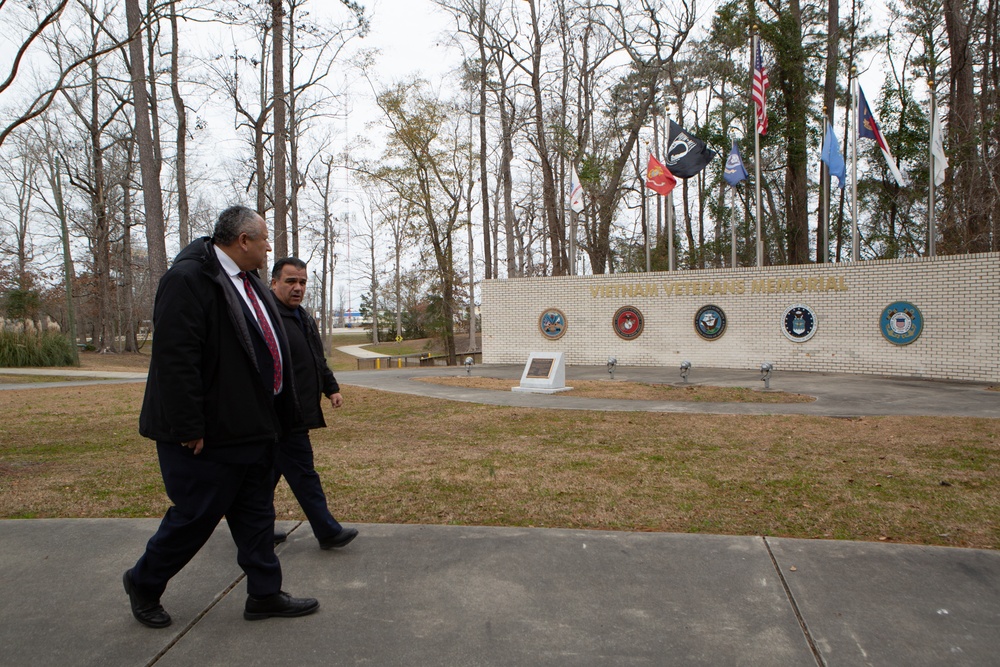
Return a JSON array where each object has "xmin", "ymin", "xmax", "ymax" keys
[{"xmin": 512, "ymin": 352, "xmax": 572, "ymax": 394}]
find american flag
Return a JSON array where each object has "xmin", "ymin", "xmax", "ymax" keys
[{"xmin": 752, "ymin": 38, "xmax": 769, "ymax": 135}]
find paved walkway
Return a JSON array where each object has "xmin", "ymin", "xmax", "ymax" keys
[
  {"xmin": 0, "ymin": 520, "xmax": 997, "ymax": 666},
  {"xmin": 336, "ymin": 364, "xmax": 1000, "ymax": 418},
  {"xmin": 1, "ymin": 363, "xmax": 998, "ymax": 665},
  {"xmin": 335, "ymin": 344, "xmax": 389, "ymax": 359}
]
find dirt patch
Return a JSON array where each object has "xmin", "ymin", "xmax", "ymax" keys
[{"xmin": 414, "ymin": 376, "xmax": 815, "ymax": 403}]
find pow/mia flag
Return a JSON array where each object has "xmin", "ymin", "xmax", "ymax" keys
[{"xmin": 666, "ymin": 120, "xmax": 716, "ymax": 179}]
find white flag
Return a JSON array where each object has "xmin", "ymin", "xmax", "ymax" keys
[
  {"xmin": 931, "ymin": 112, "xmax": 948, "ymax": 187},
  {"xmin": 569, "ymin": 167, "xmax": 584, "ymax": 213}
]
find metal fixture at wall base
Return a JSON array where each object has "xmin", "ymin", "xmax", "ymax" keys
[
  {"xmin": 607, "ymin": 356, "xmax": 617, "ymax": 380},
  {"xmin": 760, "ymin": 362, "xmax": 773, "ymax": 389},
  {"xmin": 465, "ymin": 356, "xmax": 474, "ymax": 374},
  {"xmin": 680, "ymin": 360, "xmax": 691, "ymax": 383}
]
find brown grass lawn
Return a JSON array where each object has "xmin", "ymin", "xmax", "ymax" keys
[{"xmin": 1, "ymin": 357, "xmax": 997, "ymax": 549}]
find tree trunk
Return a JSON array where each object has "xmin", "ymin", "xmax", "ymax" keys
[
  {"xmin": 819, "ymin": 0, "xmax": 840, "ymax": 263},
  {"xmin": 47, "ymin": 156, "xmax": 79, "ymax": 361},
  {"xmin": 943, "ymin": 0, "xmax": 988, "ymax": 252},
  {"xmin": 125, "ymin": 0, "xmax": 168, "ymax": 283},
  {"xmin": 774, "ymin": 4, "xmax": 810, "ymax": 264},
  {"xmin": 288, "ymin": 1, "xmax": 301, "ymax": 257},
  {"xmin": 475, "ymin": 0, "xmax": 492, "ymax": 279},
  {"xmin": 170, "ymin": 0, "xmax": 190, "ymax": 248},
  {"xmin": 271, "ymin": 0, "xmax": 288, "ymax": 259}
]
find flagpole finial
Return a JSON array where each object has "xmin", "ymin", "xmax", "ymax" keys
[
  {"xmin": 851, "ymin": 66, "xmax": 857, "ymax": 75},
  {"xmin": 752, "ymin": 24, "xmax": 758, "ymax": 32},
  {"xmin": 928, "ymin": 78, "xmax": 936, "ymax": 91}
]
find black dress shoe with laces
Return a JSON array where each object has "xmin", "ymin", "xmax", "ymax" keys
[
  {"xmin": 123, "ymin": 569, "xmax": 172, "ymax": 628},
  {"xmin": 273, "ymin": 529, "xmax": 287, "ymax": 544},
  {"xmin": 319, "ymin": 527, "xmax": 358, "ymax": 550},
  {"xmin": 244, "ymin": 591, "xmax": 320, "ymax": 621}
]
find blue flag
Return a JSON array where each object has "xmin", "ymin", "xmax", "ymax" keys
[
  {"xmin": 820, "ymin": 120, "xmax": 846, "ymax": 189},
  {"xmin": 723, "ymin": 141, "xmax": 749, "ymax": 186}
]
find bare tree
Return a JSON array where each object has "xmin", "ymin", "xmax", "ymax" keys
[
  {"xmin": 169, "ymin": 0, "xmax": 191, "ymax": 247},
  {"xmin": 0, "ymin": 133, "xmax": 39, "ymax": 291},
  {"xmin": 270, "ymin": 0, "xmax": 288, "ymax": 258},
  {"xmin": 124, "ymin": 0, "xmax": 167, "ymax": 283},
  {"xmin": 365, "ymin": 79, "xmax": 466, "ymax": 364}
]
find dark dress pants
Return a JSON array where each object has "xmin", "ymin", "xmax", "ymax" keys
[
  {"xmin": 131, "ymin": 441, "xmax": 282, "ymax": 598},
  {"xmin": 274, "ymin": 431, "xmax": 343, "ymax": 542}
]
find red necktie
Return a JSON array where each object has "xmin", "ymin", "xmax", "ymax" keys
[{"xmin": 239, "ymin": 271, "xmax": 282, "ymax": 393}]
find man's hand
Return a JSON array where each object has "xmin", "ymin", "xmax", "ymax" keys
[
  {"xmin": 329, "ymin": 392, "xmax": 344, "ymax": 409},
  {"xmin": 182, "ymin": 438, "xmax": 204, "ymax": 455}
]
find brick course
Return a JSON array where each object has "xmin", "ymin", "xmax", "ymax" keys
[{"xmin": 480, "ymin": 252, "xmax": 1000, "ymax": 383}]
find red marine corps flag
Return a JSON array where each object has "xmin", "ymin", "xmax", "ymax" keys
[{"xmin": 645, "ymin": 154, "xmax": 676, "ymax": 196}]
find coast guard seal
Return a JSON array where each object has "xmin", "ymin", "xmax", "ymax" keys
[{"xmin": 880, "ymin": 301, "xmax": 923, "ymax": 345}]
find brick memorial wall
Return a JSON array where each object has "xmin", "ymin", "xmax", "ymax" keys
[{"xmin": 480, "ymin": 252, "xmax": 1000, "ymax": 383}]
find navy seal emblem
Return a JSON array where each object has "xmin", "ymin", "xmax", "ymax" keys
[
  {"xmin": 613, "ymin": 306, "xmax": 644, "ymax": 340},
  {"xmin": 695, "ymin": 305, "xmax": 727, "ymax": 340},
  {"xmin": 538, "ymin": 308, "xmax": 567, "ymax": 340},
  {"xmin": 880, "ymin": 301, "xmax": 923, "ymax": 345},
  {"xmin": 782, "ymin": 304, "xmax": 817, "ymax": 342}
]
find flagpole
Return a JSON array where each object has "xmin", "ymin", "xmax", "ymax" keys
[
  {"xmin": 569, "ymin": 163, "xmax": 577, "ymax": 275},
  {"xmin": 569, "ymin": 209, "xmax": 577, "ymax": 275},
  {"xmin": 727, "ymin": 133, "xmax": 740, "ymax": 268},
  {"xmin": 644, "ymin": 188, "xmax": 651, "ymax": 273},
  {"xmin": 820, "ymin": 111, "xmax": 829, "ymax": 264},
  {"xmin": 927, "ymin": 79, "xmax": 937, "ymax": 258},
  {"xmin": 850, "ymin": 69, "xmax": 859, "ymax": 262},
  {"xmin": 668, "ymin": 192, "xmax": 675, "ymax": 271},
  {"xmin": 641, "ymin": 143, "xmax": 651, "ymax": 272},
  {"xmin": 752, "ymin": 31, "xmax": 763, "ymax": 267},
  {"xmin": 731, "ymin": 185, "xmax": 738, "ymax": 267}
]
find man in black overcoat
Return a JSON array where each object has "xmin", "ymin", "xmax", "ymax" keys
[
  {"xmin": 123, "ymin": 206, "xmax": 319, "ymax": 627},
  {"xmin": 269, "ymin": 257, "xmax": 358, "ymax": 550}
]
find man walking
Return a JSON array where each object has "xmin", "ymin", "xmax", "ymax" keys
[
  {"xmin": 124, "ymin": 206, "xmax": 319, "ymax": 628},
  {"xmin": 270, "ymin": 258, "xmax": 358, "ymax": 550}
]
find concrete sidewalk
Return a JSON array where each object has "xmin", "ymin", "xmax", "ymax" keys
[{"xmin": 1, "ymin": 519, "xmax": 997, "ymax": 666}]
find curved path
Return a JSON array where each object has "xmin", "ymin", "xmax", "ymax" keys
[
  {"xmin": 4, "ymin": 361, "xmax": 997, "ymax": 418},
  {"xmin": 337, "ymin": 364, "xmax": 1000, "ymax": 418}
]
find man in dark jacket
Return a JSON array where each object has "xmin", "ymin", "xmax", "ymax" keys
[
  {"xmin": 269, "ymin": 257, "xmax": 358, "ymax": 550},
  {"xmin": 123, "ymin": 206, "xmax": 319, "ymax": 628}
]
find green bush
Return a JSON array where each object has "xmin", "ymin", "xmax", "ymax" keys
[{"xmin": 0, "ymin": 330, "xmax": 78, "ymax": 367}]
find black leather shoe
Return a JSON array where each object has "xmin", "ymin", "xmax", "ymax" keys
[
  {"xmin": 244, "ymin": 591, "xmax": 319, "ymax": 620},
  {"xmin": 123, "ymin": 569, "xmax": 171, "ymax": 628},
  {"xmin": 273, "ymin": 529, "xmax": 287, "ymax": 544},
  {"xmin": 319, "ymin": 527, "xmax": 358, "ymax": 550}
]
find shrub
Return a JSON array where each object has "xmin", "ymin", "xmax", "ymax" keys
[{"xmin": 0, "ymin": 328, "xmax": 77, "ymax": 367}]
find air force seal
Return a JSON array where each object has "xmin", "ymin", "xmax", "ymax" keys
[
  {"xmin": 695, "ymin": 305, "xmax": 727, "ymax": 340},
  {"xmin": 782, "ymin": 304, "xmax": 817, "ymax": 342},
  {"xmin": 880, "ymin": 301, "xmax": 923, "ymax": 345}
]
